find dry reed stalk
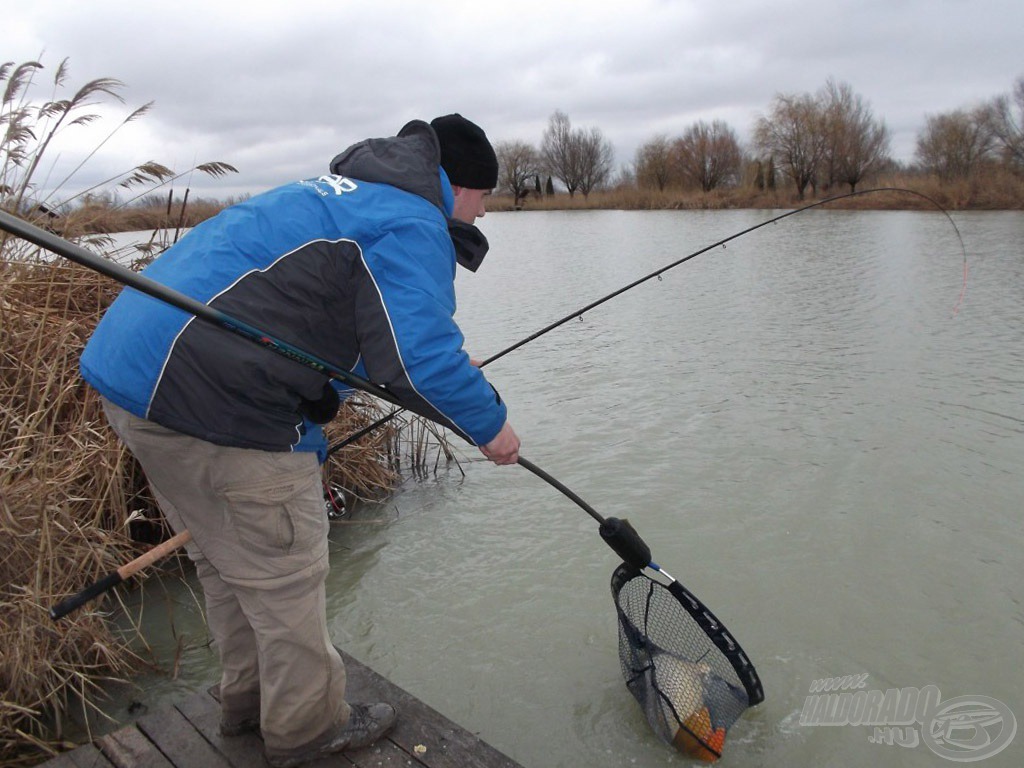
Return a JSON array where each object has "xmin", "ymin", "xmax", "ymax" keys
[
  {"xmin": 1, "ymin": 257, "xmax": 146, "ymax": 765},
  {"xmin": 0, "ymin": 247, "xmax": 460, "ymax": 765},
  {"xmin": 322, "ymin": 397, "xmax": 462, "ymax": 505}
]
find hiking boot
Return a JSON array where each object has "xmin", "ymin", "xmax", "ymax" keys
[
  {"xmin": 210, "ymin": 684, "xmax": 261, "ymax": 737},
  {"xmin": 265, "ymin": 703, "xmax": 398, "ymax": 767},
  {"xmin": 220, "ymin": 712, "xmax": 261, "ymax": 737}
]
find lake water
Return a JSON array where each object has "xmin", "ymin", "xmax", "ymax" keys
[{"xmin": 104, "ymin": 208, "xmax": 1023, "ymax": 767}]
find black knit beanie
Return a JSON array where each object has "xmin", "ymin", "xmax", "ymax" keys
[{"xmin": 430, "ymin": 114, "xmax": 499, "ymax": 189}]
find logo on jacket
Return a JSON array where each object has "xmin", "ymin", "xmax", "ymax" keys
[{"xmin": 301, "ymin": 175, "xmax": 359, "ymax": 197}]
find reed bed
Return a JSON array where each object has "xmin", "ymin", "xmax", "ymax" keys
[
  {"xmin": 0, "ymin": 242, "xmax": 456, "ymax": 766},
  {"xmin": 489, "ymin": 168, "xmax": 1024, "ymax": 213},
  {"xmin": 1, "ymin": 255, "xmax": 142, "ymax": 765}
]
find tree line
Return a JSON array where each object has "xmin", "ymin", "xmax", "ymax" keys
[
  {"xmin": 497, "ymin": 109, "xmax": 617, "ymax": 206},
  {"xmin": 495, "ymin": 75, "xmax": 1024, "ymax": 205}
]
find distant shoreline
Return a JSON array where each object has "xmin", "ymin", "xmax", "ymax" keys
[
  {"xmin": 15, "ymin": 174, "xmax": 1021, "ymax": 241},
  {"xmin": 488, "ymin": 179, "xmax": 1024, "ymax": 214}
]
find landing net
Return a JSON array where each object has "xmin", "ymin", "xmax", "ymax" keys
[{"xmin": 611, "ymin": 564, "xmax": 764, "ymax": 762}]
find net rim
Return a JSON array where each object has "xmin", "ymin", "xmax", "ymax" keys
[{"xmin": 611, "ymin": 562, "xmax": 765, "ymax": 707}]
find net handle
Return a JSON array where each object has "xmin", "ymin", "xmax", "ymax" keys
[{"xmin": 517, "ymin": 457, "xmax": 653, "ymax": 569}]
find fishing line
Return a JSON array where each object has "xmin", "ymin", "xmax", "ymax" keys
[{"xmin": 327, "ymin": 186, "xmax": 969, "ymax": 456}]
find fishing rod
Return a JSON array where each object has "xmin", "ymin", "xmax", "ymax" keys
[
  {"xmin": 6, "ymin": 188, "xmax": 966, "ymax": 616},
  {"xmin": 326, "ymin": 186, "xmax": 969, "ymax": 456},
  {"xmin": 0, "ymin": 208, "xmax": 647, "ymax": 616}
]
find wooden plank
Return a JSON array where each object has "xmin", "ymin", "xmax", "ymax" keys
[
  {"xmin": 31, "ymin": 751, "xmax": 84, "ymax": 768},
  {"xmin": 338, "ymin": 650, "xmax": 522, "ymax": 768},
  {"xmin": 339, "ymin": 741, "xmax": 411, "ymax": 768},
  {"xmin": 66, "ymin": 743, "xmax": 116, "ymax": 768},
  {"xmin": 175, "ymin": 689, "xmax": 271, "ymax": 768},
  {"xmin": 136, "ymin": 702, "xmax": 232, "ymax": 768},
  {"xmin": 43, "ymin": 653, "xmax": 522, "ymax": 768},
  {"xmin": 36, "ymin": 741, "xmax": 114, "ymax": 767},
  {"xmin": 32, "ymin": 752, "xmax": 78, "ymax": 768},
  {"xmin": 95, "ymin": 726, "xmax": 174, "ymax": 768},
  {"xmin": 205, "ymin": 663, "xmax": 521, "ymax": 768}
]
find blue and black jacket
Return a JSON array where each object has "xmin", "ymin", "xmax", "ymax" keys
[{"xmin": 80, "ymin": 120, "xmax": 507, "ymax": 457}]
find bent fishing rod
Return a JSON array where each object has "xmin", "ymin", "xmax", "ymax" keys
[
  {"xmin": 327, "ymin": 186, "xmax": 969, "ymax": 455},
  {"xmin": 0, "ymin": 209, "xmax": 650, "ymax": 617}
]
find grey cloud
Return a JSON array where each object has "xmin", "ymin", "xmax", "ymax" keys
[{"xmin": 5, "ymin": 0, "xmax": 1022, "ymax": 199}]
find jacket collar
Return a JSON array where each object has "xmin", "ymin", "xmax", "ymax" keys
[{"xmin": 328, "ymin": 120, "xmax": 448, "ymax": 213}]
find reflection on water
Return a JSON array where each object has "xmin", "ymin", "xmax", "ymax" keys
[{"xmin": 107, "ymin": 210, "xmax": 1023, "ymax": 767}]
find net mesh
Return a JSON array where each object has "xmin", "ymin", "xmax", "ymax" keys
[{"xmin": 611, "ymin": 564, "xmax": 762, "ymax": 762}]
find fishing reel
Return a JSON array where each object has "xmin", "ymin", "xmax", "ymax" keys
[{"xmin": 323, "ymin": 481, "xmax": 348, "ymax": 520}]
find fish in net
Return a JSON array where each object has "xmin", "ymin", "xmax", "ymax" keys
[{"xmin": 611, "ymin": 563, "xmax": 764, "ymax": 762}]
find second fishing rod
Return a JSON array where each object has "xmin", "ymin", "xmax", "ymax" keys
[{"xmin": 326, "ymin": 186, "xmax": 968, "ymax": 457}]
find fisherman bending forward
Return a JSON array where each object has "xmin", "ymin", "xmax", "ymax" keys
[{"xmin": 80, "ymin": 114, "xmax": 520, "ymax": 767}]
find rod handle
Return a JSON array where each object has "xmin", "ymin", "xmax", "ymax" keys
[
  {"xmin": 118, "ymin": 530, "xmax": 192, "ymax": 579},
  {"xmin": 49, "ymin": 530, "xmax": 193, "ymax": 620},
  {"xmin": 50, "ymin": 572, "xmax": 122, "ymax": 620}
]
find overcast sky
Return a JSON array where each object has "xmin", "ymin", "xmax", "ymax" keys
[{"xmin": 6, "ymin": 0, "xmax": 1022, "ymax": 200}]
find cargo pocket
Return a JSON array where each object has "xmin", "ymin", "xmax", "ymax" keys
[{"xmin": 218, "ymin": 466, "xmax": 326, "ymax": 557}]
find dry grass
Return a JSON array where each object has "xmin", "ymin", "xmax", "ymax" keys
[
  {"xmin": 323, "ymin": 400, "xmax": 454, "ymax": 503},
  {"xmin": 60, "ymin": 197, "xmax": 232, "ymax": 237},
  {"xmin": 0, "ymin": 245, "xmax": 456, "ymax": 766}
]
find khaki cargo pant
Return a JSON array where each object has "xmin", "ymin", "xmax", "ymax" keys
[{"xmin": 103, "ymin": 399, "xmax": 350, "ymax": 751}]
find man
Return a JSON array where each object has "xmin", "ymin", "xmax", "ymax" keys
[{"xmin": 80, "ymin": 114, "xmax": 519, "ymax": 767}]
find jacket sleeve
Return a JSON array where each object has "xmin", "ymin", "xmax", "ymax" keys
[{"xmin": 351, "ymin": 216, "xmax": 507, "ymax": 446}]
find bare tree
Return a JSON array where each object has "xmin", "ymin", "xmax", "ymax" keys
[
  {"xmin": 984, "ymin": 75, "xmax": 1024, "ymax": 173},
  {"xmin": 915, "ymin": 108, "xmax": 995, "ymax": 180},
  {"xmin": 819, "ymin": 79, "xmax": 891, "ymax": 193},
  {"xmin": 612, "ymin": 162, "xmax": 636, "ymax": 190},
  {"xmin": 576, "ymin": 126, "xmax": 615, "ymax": 197},
  {"xmin": 495, "ymin": 139, "xmax": 540, "ymax": 208},
  {"xmin": 754, "ymin": 93, "xmax": 827, "ymax": 199},
  {"xmin": 634, "ymin": 135, "xmax": 674, "ymax": 191},
  {"xmin": 673, "ymin": 119, "xmax": 743, "ymax": 192},
  {"xmin": 542, "ymin": 110, "xmax": 582, "ymax": 197}
]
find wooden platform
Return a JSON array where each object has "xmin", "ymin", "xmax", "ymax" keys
[{"xmin": 40, "ymin": 649, "xmax": 523, "ymax": 768}]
